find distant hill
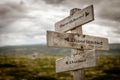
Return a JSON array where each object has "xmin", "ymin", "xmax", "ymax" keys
[
  {"xmin": 109, "ymin": 43, "xmax": 120, "ymax": 49},
  {"xmin": 0, "ymin": 44, "xmax": 71, "ymax": 56},
  {"xmin": 97, "ymin": 43, "xmax": 120, "ymax": 55},
  {"xmin": 0, "ymin": 43, "xmax": 120, "ymax": 56}
]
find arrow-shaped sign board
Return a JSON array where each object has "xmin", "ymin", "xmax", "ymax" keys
[
  {"xmin": 56, "ymin": 49, "xmax": 97, "ymax": 73},
  {"xmin": 47, "ymin": 31, "xmax": 109, "ymax": 50},
  {"xmin": 55, "ymin": 5, "xmax": 94, "ymax": 32}
]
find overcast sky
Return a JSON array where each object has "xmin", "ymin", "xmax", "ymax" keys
[{"xmin": 0, "ymin": 0, "xmax": 120, "ymax": 46}]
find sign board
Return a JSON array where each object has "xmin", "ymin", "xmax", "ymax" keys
[
  {"xmin": 55, "ymin": 5, "xmax": 94, "ymax": 32},
  {"xmin": 47, "ymin": 31, "xmax": 109, "ymax": 50},
  {"xmin": 56, "ymin": 49, "xmax": 97, "ymax": 73}
]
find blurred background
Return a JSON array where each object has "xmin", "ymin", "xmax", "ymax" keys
[{"xmin": 0, "ymin": 0, "xmax": 120, "ymax": 80}]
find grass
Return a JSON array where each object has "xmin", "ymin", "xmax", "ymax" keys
[{"xmin": 0, "ymin": 54, "xmax": 119, "ymax": 80}]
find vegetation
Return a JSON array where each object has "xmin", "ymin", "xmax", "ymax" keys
[
  {"xmin": 0, "ymin": 54, "xmax": 120, "ymax": 80},
  {"xmin": 85, "ymin": 55, "xmax": 120, "ymax": 80},
  {"xmin": 0, "ymin": 44, "xmax": 120, "ymax": 56},
  {"xmin": 0, "ymin": 45, "xmax": 71, "ymax": 56}
]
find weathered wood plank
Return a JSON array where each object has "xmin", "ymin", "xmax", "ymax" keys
[
  {"xmin": 55, "ymin": 5, "xmax": 94, "ymax": 32},
  {"xmin": 47, "ymin": 31, "xmax": 109, "ymax": 50},
  {"xmin": 73, "ymin": 69, "xmax": 85, "ymax": 80},
  {"xmin": 56, "ymin": 49, "xmax": 97, "ymax": 73}
]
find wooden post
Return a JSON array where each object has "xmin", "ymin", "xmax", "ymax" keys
[
  {"xmin": 71, "ymin": 28, "xmax": 85, "ymax": 80},
  {"xmin": 73, "ymin": 69, "xmax": 85, "ymax": 80},
  {"xmin": 70, "ymin": 8, "xmax": 85, "ymax": 80}
]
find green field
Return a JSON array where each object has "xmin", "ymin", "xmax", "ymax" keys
[{"xmin": 0, "ymin": 54, "xmax": 120, "ymax": 80}]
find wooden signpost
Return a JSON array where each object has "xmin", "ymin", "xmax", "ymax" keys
[
  {"xmin": 47, "ymin": 31, "xmax": 109, "ymax": 50},
  {"xmin": 55, "ymin": 5, "xmax": 94, "ymax": 32},
  {"xmin": 56, "ymin": 49, "xmax": 97, "ymax": 73},
  {"xmin": 46, "ymin": 5, "xmax": 109, "ymax": 80}
]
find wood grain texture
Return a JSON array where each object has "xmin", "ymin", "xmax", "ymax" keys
[
  {"xmin": 73, "ymin": 70, "xmax": 85, "ymax": 80},
  {"xmin": 56, "ymin": 49, "xmax": 97, "ymax": 73},
  {"xmin": 47, "ymin": 31, "xmax": 109, "ymax": 50},
  {"xmin": 55, "ymin": 5, "xmax": 94, "ymax": 32}
]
